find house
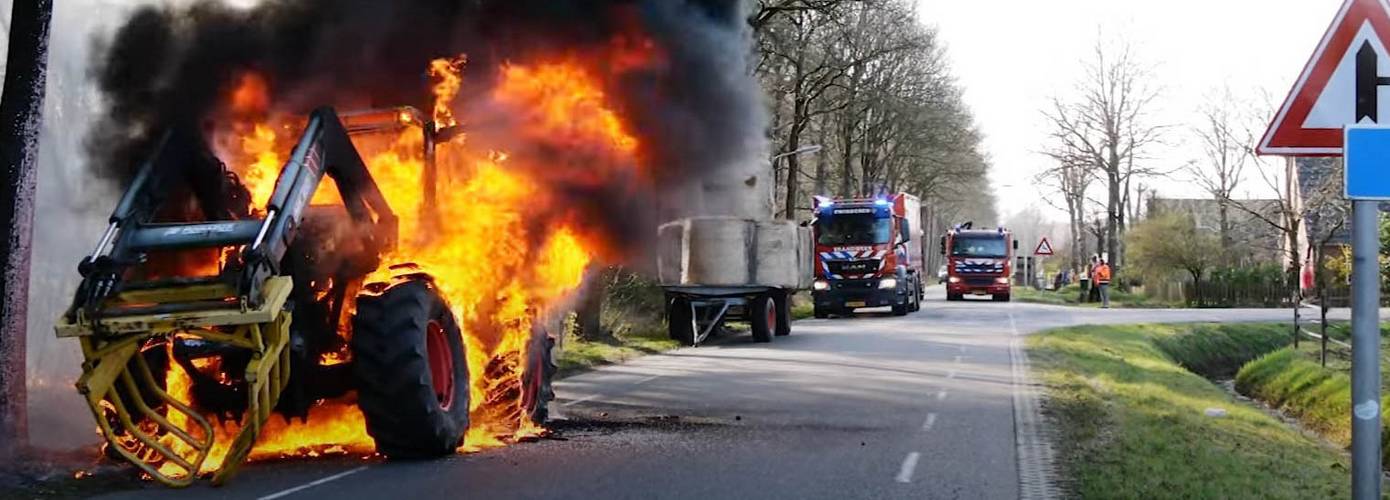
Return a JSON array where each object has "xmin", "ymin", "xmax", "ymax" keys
[{"xmin": 1144, "ymin": 197, "xmax": 1285, "ymax": 266}]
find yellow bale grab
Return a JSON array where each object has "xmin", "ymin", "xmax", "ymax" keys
[{"xmin": 57, "ymin": 277, "xmax": 294, "ymax": 487}]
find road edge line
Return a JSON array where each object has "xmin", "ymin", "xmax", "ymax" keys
[{"xmin": 1008, "ymin": 304, "xmax": 1062, "ymax": 500}]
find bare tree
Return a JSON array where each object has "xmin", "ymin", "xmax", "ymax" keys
[
  {"xmin": 1035, "ymin": 156, "xmax": 1091, "ymax": 273},
  {"xmin": 0, "ymin": 0, "xmax": 53, "ymax": 460},
  {"xmin": 1042, "ymin": 38, "xmax": 1163, "ymax": 279},
  {"xmin": 1186, "ymin": 89, "xmax": 1250, "ymax": 260}
]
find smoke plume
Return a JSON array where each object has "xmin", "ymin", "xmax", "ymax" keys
[{"xmin": 87, "ymin": 0, "xmax": 772, "ymax": 259}]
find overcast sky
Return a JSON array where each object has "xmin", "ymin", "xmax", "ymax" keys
[{"xmin": 914, "ymin": 0, "xmax": 1342, "ymax": 221}]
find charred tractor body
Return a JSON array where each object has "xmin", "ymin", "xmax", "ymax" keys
[
  {"xmin": 809, "ymin": 193, "xmax": 924, "ymax": 318},
  {"xmin": 941, "ymin": 223, "xmax": 1017, "ymax": 301},
  {"xmin": 54, "ymin": 107, "xmax": 553, "ymax": 486}
]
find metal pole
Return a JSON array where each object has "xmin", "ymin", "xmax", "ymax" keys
[{"xmin": 1350, "ymin": 199, "xmax": 1381, "ymax": 500}]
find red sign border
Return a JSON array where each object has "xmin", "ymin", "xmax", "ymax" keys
[
  {"xmin": 1260, "ymin": 0, "xmax": 1390, "ymax": 156},
  {"xmin": 1033, "ymin": 237, "xmax": 1054, "ymax": 256}
]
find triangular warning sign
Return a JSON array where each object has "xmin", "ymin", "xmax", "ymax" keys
[
  {"xmin": 1034, "ymin": 238, "xmax": 1054, "ymax": 256},
  {"xmin": 1260, "ymin": 0, "xmax": 1390, "ymax": 156}
]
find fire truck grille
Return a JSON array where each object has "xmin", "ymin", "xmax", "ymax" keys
[{"xmin": 827, "ymin": 259, "xmax": 880, "ymax": 275}]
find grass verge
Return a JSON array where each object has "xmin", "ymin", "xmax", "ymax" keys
[
  {"xmin": 1235, "ymin": 335, "xmax": 1390, "ymax": 465},
  {"xmin": 1013, "ymin": 284, "xmax": 1174, "ymax": 308},
  {"xmin": 1030, "ymin": 322, "xmax": 1350, "ymax": 498}
]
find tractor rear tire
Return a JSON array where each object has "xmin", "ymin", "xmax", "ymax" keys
[
  {"xmin": 750, "ymin": 294, "xmax": 775, "ymax": 343},
  {"xmin": 351, "ymin": 279, "xmax": 469, "ymax": 459}
]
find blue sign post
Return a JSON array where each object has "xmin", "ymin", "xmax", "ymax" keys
[{"xmin": 1342, "ymin": 124, "xmax": 1385, "ymax": 499}]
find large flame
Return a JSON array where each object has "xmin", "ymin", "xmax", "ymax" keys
[{"xmin": 156, "ymin": 53, "xmax": 637, "ymax": 475}]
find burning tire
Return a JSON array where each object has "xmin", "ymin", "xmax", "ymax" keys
[
  {"xmin": 750, "ymin": 294, "xmax": 775, "ymax": 343},
  {"xmin": 351, "ymin": 279, "xmax": 469, "ymax": 458}
]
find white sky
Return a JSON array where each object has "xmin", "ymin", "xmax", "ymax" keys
[{"xmin": 914, "ymin": 0, "xmax": 1342, "ymax": 221}]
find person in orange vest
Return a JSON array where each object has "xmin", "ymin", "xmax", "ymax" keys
[{"xmin": 1094, "ymin": 257, "xmax": 1112, "ymax": 308}]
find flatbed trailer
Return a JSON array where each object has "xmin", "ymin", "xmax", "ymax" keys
[{"xmin": 657, "ymin": 217, "xmax": 811, "ymax": 346}]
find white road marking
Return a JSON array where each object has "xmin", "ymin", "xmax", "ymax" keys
[
  {"xmin": 922, "ymin": 413, "xmax": 937, "ymax": 431},
  {"xmin": 895, "ymin": 452, "xmax": 921, "ymax": 483},
  {"xmin": 561, "ymin": 374, "xmax": 663, "ymax": 407},
  {"xmin": 258, "ymin": 466, "xmax": 368, "ymax": 500},
  {"xmin": 561, "ymin": 393, "xmax": 601, "ymax": 407},
  {"xmin": 954, "ymin": 355, "xmax": 963, "ymax": 363},
  {"xmin": 947, "ymin": 369, "xmax": 957, "ymax": 379},
  {"xmin": 936, "ymin": 390, "xmax": 948, "ymax": 401}
]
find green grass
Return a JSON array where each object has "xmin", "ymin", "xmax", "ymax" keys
[
  {"xmin": 1030, "ymin": 322, "xmax": 1351, "ymax": 499},
  {"xmin": 1013, "ymin": 284, "xmax": 1175, "ymax": 308},
  {"xmin": 1236, "ymin": 337, "xmax": 1390, "ymax": 465},
  {"xmin": 556, "ymin": 327, "xmax": 678, "ymax": 378}
]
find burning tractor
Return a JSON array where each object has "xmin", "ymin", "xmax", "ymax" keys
[{"xmin": 54, "ymin": 103, "xmax": 563, "ymax": 486}]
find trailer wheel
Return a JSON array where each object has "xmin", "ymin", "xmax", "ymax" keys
[
  {"xmin": 750, "ymin": 295, "xmax": 775, "ymax": 343},
  {"xmin": 668, "ymin": 296, "xmax": 697, "ymax": 346},
  {"xmin": 351, "ymin": 279, "xmax": 469, "ymax": 459},
  {"xmin": 773, "ymin": 290, "xmax": 792, "ymax": 336}
]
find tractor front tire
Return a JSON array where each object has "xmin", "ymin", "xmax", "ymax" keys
[
  {"xmin": 773, "ymin": 290, "xmax": 792, "ymax": 336},
  {"xmin": 352, "ymin": 279, "xmax": 469, "ymax": 459}
]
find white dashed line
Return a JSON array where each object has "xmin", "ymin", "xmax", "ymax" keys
[
  {"xmin": 561, "ymin": 374, "xmax": 663, "ymax": 407},
  {"xmin": 936, "ymin": 390, "xmax": 948, "ymax": 401},
  {"xmin": 633, "ymin": 375, "xmax": 661, "ymax": 385},
  {"xmin": 895, "ymin": 452, "xmax": 921, "ymax": 483},
  {"xmin": 922, "ymin": 413, "xmax": 937, "ymax": 431},
  {"xmin": 258, "ymin": 466, "xmax": 368, "ymax": 500}
]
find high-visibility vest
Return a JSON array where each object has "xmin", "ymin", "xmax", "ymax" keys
[{"xmin": 1095, "ymin": 264, "xmax": 1111, "ymax": 284}]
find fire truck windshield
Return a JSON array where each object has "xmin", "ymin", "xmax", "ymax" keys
[
  {"xmin": 816, "ymin": 214, "xmax": 892, "ymax": 245},
  {"xmin": 950, "ymin": 236, "xmax": 1008, "ymax": 258}
]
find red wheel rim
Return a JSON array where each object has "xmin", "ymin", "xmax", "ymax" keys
[
  {"xmin": 425, "ymin": 320, "xmax": 455, "ymax": 411},
  {"xmin": 766, "ymin": 299, "xmax": 776, "ymax": 332}
]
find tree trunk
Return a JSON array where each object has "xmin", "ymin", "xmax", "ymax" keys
[
  {"xmin": 575, "ymin": 273, "xmax": 607, "ymax": 341},
  {"xmin": 0, "ymin": 0, "xmax": 53, "ymax": 462}
]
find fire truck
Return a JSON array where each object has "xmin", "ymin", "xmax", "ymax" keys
[
  {"xmin": 809, "ymin": 193, "xmax": 924, "ymax": 318},
  {"xmin": 940, "ymin": 222, "xmax": 1017, "ymax": 301}
]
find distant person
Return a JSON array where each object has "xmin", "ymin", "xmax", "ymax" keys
[
  {"xmin": 1079, "ymin": 260, "xmax": 1092, "ymax": 303},
  {"xmin": 1095, "ymin": 257, "xmax": 1112, "ymax": 308}
]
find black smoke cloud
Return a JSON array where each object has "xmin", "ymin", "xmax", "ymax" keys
[{"xmin": 87, "ymin": 0, "xmax": 768, "ymax": 258}]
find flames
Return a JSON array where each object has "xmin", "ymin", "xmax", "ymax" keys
[{"xmin": 149, "ymin": 53, "xmax": 642, "ymax": 476}]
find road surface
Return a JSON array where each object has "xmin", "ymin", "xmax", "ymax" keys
[{"xmin": 99, "ymin": 286, "xmax": 1305, "ymax": 500}]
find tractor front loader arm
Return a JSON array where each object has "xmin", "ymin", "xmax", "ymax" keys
[{"xmin": 57, "ymin": 107, "xmax": 398, "ymax": 487}]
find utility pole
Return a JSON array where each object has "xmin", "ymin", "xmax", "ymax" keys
[{"xmin": 0, "ymin": 0, "xmax": 54, "ymax": 462}]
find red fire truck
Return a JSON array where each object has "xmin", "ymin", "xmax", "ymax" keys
[
  {"xmin": 940, "ymin": 222, "xmax": 1017, "ymax": 301},
  {"xmin": 810, "ymin": 193, "xmax": 924, "ymax": 318}
]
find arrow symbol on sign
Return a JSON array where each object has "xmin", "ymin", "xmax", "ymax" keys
[{"xmin": 1356, "ymin": 40, "xmax": 1390, "ymax": 123}]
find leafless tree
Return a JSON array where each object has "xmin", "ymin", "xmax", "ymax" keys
[
  {"xmin": 1041, "ymin": 38, "xmax": 1164, "ymax": 278},
  {"xmin": 1035, "ymin": 156, "xmax": 1090, "ymax": 273},
  {"xmin": 1186, "ymin": 89, "xmax": 1250, "ymax": 260}
]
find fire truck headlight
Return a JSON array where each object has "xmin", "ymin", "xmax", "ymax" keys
[
  {"xmin": 947, "ymin": 276, "xmax": 961, "ymax": 284},
  {"xmin": 995, "ymin": 277, "xmax": 1010, "ymax": 284},
  {"xmin": 878, "ymin": 278, "xmax": 898, "ymax": 290},
  {"xmin": 813, "ymin": 280, "xmax": 830, "ymax": 291}
]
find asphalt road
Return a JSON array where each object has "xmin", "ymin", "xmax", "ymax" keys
[{"xmin": 97, "ymin": 286, "xmax": 1306, "ymax": 500}]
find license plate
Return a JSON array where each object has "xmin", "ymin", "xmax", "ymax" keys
[{"xmin": 845, "ymin": 301, "xmax": 867, "ymax": 308}]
